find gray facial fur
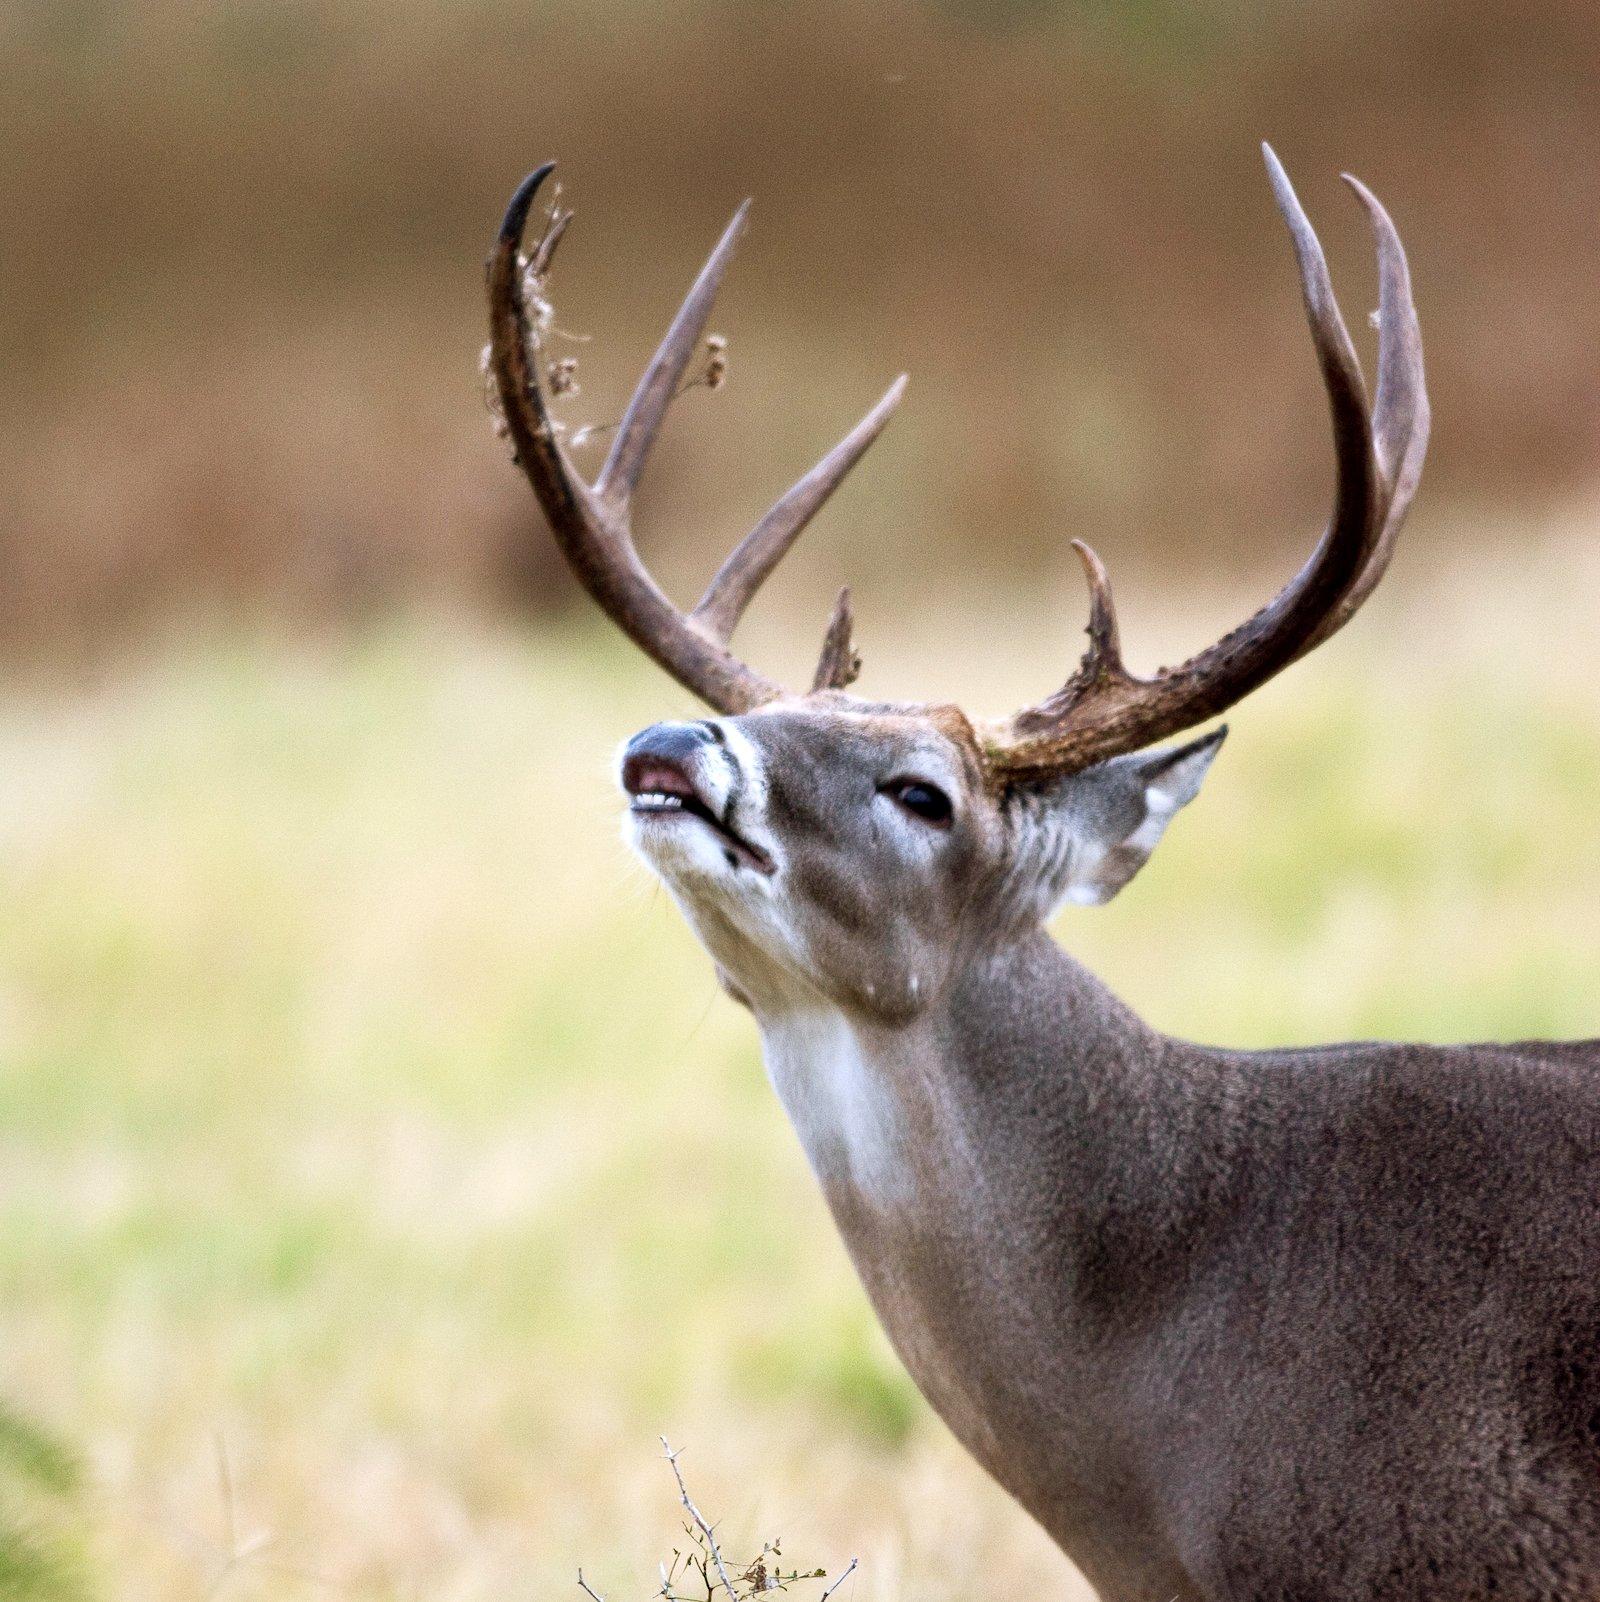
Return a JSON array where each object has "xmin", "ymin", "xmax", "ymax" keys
[{"xmin": 625, "ymin": 700, "xmax": 1222, "ymax": 1025}]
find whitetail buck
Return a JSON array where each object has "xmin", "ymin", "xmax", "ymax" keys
[{"xmin": 486, "ymin": 151, "xmax": 1600, "ymax": 1600}]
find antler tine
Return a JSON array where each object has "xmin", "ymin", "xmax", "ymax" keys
[
  {"xmin": 812, "ymin": 587, "xmax": 862, "ymax": 692},
  {"xmin": 990, "ymin": 146, "xmax": 1394, "ymax": 782},
  {"xmin": 1261, "ymin": 144, "xmax": 1375, "ymax": 511},
  {"xmin": 594, "ymin": 202, "xmax": 751, "ymax": 512},
  {"xmin": 1018, "ymin": 539, "xmax": 1131, "ymax": 727},
  {"xmin": 1069, "ymin": 538, "xmax": 1128, "ymax": 682},
  {"xmin": 489, "ymin": 168, "xmax": 609, "ymax": 561},
  {"xmin": 487, "ymin": 166, "xmax": 785, "ymax": 715},
  {"xmin": 1299, "ymin": 174, "xmax": 1430, "ymax": 654},
  {"xmin": 1346, "ymin": 175, "xmax": 1426, "ymax": 494},
  {"xmin": 692, "ymin": 375, "xmax": 908, "ymax": 644}
]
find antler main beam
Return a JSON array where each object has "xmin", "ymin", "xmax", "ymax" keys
[
  {"xmin": 987, "ymin": 144, "xmax": 1428, "ymax": 782},
  {"xmin": 486, "ymin": 164, "xmax": 906, "ymax": 714}
]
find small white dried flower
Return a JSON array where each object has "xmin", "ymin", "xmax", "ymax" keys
[
  {"xmin": 517, "ymin": 252, "xmax": 557, "ymax": 333},
  {"xmin": 704, "ymin": 333, "xmax": 728, "ymax": 390},
  {"xmin": 549, "ymin": 356, "xmax": 580, "ymax": 397}
]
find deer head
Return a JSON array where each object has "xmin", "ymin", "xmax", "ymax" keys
[{"xmin": 485, "ymin": 149, "xmax": 1427, "ymax": 1023}]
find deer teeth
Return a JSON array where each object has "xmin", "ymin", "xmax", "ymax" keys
[{"xmin": 633, "ymin": 792, "xmax": 686, "ymax": 810}]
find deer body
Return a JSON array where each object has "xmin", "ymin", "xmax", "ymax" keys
[
  {"xmin": 483, "ymin": 150, "xmax": 1600, "ymax": 1596},
  {"xmin": 755, "ymin": 931, "xmax": 1600, "ymax": 1600}
]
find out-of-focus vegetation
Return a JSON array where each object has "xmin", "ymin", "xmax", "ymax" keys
[
  {"xmin": 3, "ymin": 534, "xmax": 1599, "ymax": 1599},
  {"xmin": 0, "ymin": 1404, "xmax": 90, "ymax": 1602},
  {"xmin": 3, "ymin": 0, "xmax": 1600, "ymax": 654}
]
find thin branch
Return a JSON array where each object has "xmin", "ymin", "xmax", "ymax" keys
[
  {"xmin": 577, "ymin": 1568, "xmax": 607, "ymax": 1602},
  {"xmin": 661, "ymin": 1437, "xmax": 741, "ymax": 1602},
  {"xmin": 817, "ymin": 1558, "xmax": 859, "ymax": 1602}
]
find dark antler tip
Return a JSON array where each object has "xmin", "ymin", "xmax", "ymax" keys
[{"xmin": 500, "ymin": 163, "xmax": 557, "ymax": 245}]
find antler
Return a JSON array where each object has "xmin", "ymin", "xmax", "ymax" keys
[
  {"xmin": 486, "ymin": 164, "xmax": 906, "ymax": 714},
  {"xmin": 986, "ymin": 145, "xmax": 1429, "ymax": 782}
]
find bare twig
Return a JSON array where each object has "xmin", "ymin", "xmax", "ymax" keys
[
  {"xmin": 574, "ymin": 1440, "xmax": 855, "ymax": 1602},
  {"xmin": 531, "ymin": 203, "xmax": 573, "ymax": 278},
  {"xmin": 817, "ymin": 1558, "xmax": 859, "ymax": 1602},
  {"xmin": 660, "ymin": 1437, "xmax": 741, "ymax": 1602}
]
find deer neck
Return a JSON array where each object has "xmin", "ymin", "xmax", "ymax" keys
[
  {"xmin": 753, "ymin": 927, "xmax": 1195, "ymax": 1233},
  {"xmin": 750, "ymin": 928, "xmax": 1241, "ymax": 1578}
]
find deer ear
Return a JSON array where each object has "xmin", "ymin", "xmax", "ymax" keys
[{"xmin": 1049, "ymin": 727, "xmax": 1227, "ymax": 908}]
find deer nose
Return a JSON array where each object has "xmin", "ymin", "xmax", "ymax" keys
[
  {"xmin": 619, "ymin": 720, "xmax": 721, "ymax": 795},
  {"xmin": 624, "ymin": 721, "xmax": 717, "ymax": 766}
]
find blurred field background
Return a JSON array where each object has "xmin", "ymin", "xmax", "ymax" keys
[{"xmin": 4, "ymin": 1, "xmax": 1600, "ymax": 1598}]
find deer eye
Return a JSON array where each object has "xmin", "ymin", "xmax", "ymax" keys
[{"xmin": 883, "ymin": 778, "xmax": 953, "ymax": 828}]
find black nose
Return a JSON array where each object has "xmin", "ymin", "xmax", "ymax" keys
[{"xmin": 624, "ymin": 721, "xmax": 717, "ymax": 768}]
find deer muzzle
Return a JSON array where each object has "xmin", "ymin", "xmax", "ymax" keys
[{"xmin": 619, "ymin": 721, "xmax": 775, "ymax": 876}]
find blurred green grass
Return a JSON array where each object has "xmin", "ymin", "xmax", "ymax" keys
[
  {"xmin": 0, "ymin": 1402, "xmax": 90, "ymax": 1602},
  {"xmin": 2, "ymin": 553, "xmax": 1598, "ymax": 1599}
]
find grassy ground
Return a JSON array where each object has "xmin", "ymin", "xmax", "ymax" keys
[{"xmin": 3, "ymin": 548, "xmax": 1599, "ymax": 1601}]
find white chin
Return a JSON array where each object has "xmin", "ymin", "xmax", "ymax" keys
[{"xmin": 625, "ymin": 811, "xmax": 734, "ymax": 881}]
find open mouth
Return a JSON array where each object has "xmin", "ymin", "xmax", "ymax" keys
[{"xmin": 621, "ymin": 756, "xmax": 774, "ymax": 874}]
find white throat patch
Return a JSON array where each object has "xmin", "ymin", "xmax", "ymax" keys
[{"xmin": 759, "ymin": 1007, "xmax": 913, "ymax": 1210}]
